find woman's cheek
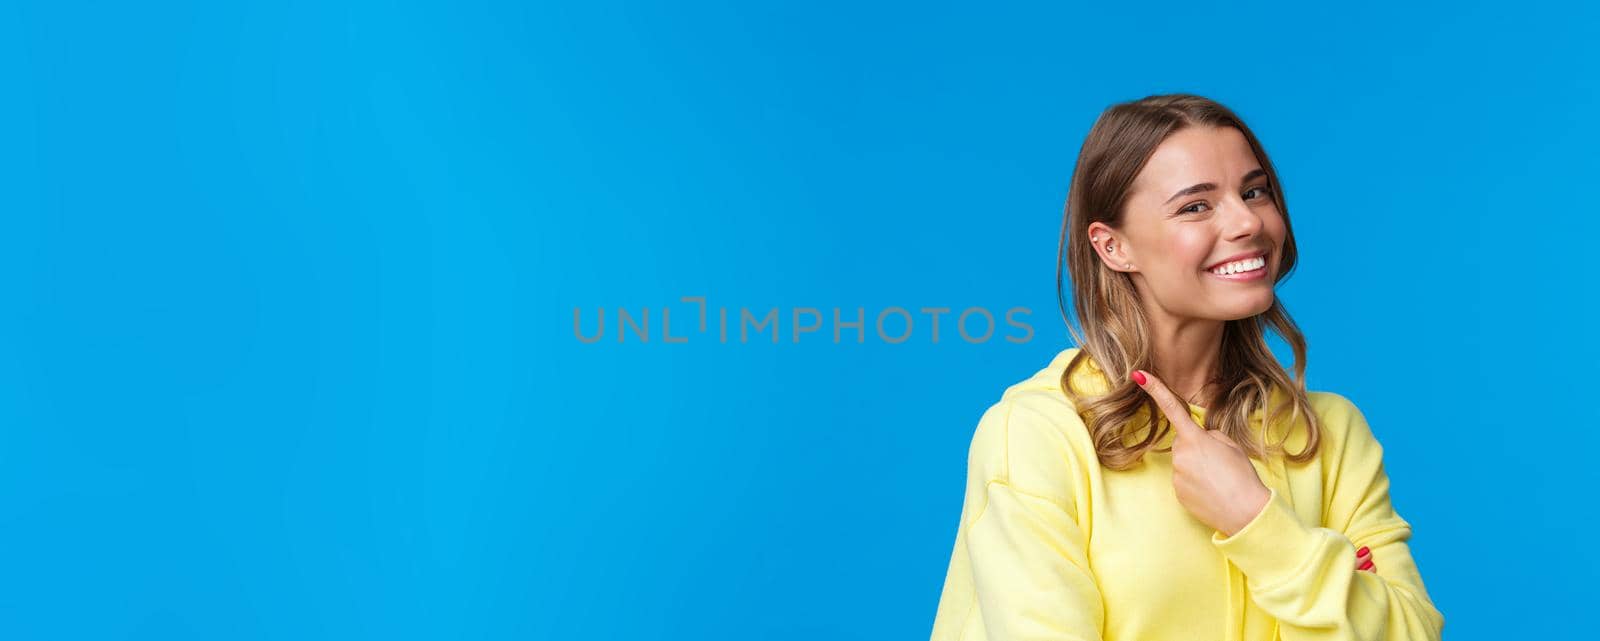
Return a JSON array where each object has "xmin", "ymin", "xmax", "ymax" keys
[{"xmin": 1177, "ymin": 239, "xmax": 1215, "ymax": 273}]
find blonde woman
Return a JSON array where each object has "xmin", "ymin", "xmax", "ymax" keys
[{"xmin": 928, "ymin": 94, "xmax": 1443, "ymax": 641}]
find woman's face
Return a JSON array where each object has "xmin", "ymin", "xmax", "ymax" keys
[{"xmin": 1092, "ymin": 125, "xmax": 1286, "ymax": 322}]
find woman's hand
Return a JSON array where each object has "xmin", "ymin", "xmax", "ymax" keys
[
  {"xmin": 1356, "ymin": 545, "xmax": 1376, "ymax": 573},
  {"xmin": 1132, "ymin": 369, "xmax": 1271, "ymax": 537}
]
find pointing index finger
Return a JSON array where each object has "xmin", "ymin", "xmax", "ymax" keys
[{"xmin": 1132, "ymin": 369, "xmax": 1204, "ymax": 438}]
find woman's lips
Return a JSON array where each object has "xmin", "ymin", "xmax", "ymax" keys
[{"xmin": 1206, "ymin": 263, "xmax": 1268, "ymax": 281}]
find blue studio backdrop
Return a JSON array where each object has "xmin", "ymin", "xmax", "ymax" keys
[{"xmin": 3, "ymin": 1, "xmax": 1596, "ymax": 639}]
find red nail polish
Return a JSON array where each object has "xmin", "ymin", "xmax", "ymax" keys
[
  {"xmin": 1359, "ymin": 559, "xmax": 1374, "ymax": 571},
  {"xmin": 1132, "ymin": 371, "xmax": 1147, "ymax": 386},
  {"xmin": 1357, "ymin": 546, "xmax": 1369, "ymax": 557}
]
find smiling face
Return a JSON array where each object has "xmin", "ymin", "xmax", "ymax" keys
[{"xmin": 1090, "ymin": 125, "xmax": 1287, "ymax": 322}]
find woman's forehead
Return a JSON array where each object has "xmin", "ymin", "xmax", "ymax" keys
[{"xmin": 1131, "ymin": 127, "xmax": 1260, "ymax": 200}]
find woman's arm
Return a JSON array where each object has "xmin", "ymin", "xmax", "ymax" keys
[
  {"xmin": 960, "ymin": 395, "xmax": 1107, "ymax": 641},
  {"xmin": 1210, "ymin": 394, "xmax": 1445, "ymax": 640}
]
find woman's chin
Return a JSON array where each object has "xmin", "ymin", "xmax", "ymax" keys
[{"xmin": 1210, "ymin": 291, "xmax": 1275, "ymax": 320}]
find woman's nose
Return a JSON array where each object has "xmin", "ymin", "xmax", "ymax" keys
[{"xmin": 1222, "ymin": 197, "xmax": 1264, "ymax": 240}]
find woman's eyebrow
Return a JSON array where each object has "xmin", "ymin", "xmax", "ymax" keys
[{"xmin": 1163, "ymin": 168, "xmax": 1269, "ymax": 204}]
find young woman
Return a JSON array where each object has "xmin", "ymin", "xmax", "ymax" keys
[{"xmin": 928, "ymin": 94, "xmax": 1443, "ymax": 641}]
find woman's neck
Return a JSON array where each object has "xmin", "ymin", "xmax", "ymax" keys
[{"xmin": 1146, "ymin": 313, "xmax": 1224, "ymax": 409}]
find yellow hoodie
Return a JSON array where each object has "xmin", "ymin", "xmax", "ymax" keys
[{"xmin": 928, "ymin": 347, "xmax": 1444, "ymax": 641}]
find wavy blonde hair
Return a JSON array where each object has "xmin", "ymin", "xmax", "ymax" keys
[{"xmin": 1055, "ymin": 93, "xmax": 1321, "ymax": 471}]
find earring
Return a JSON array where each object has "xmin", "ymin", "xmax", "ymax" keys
[{"xmin": 1104, "ymin": 240, "xmax": 1131, "ymax": 270}]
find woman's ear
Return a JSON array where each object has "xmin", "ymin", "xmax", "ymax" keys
[{"xmin": 1086, "ymin": 223, "xmax": 1134, "ymax": 272}]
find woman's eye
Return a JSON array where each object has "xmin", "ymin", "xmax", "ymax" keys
[
  {"xmin": 1244, "ymin": 185, "xmax": 1273, "ymax": 200},
  {"xmin": 1181, "ymin": 202, "xmax": 1209, "ymax": 214}
]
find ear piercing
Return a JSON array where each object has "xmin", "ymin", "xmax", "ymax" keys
[{"xmin": 1098, "ymin": 236, "xmax": 1132, "ymax": 270}]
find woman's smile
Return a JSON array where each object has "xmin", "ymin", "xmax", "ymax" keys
[{"xmin": 1205, "ymin": 251, "xmax": 1270, "ymax": 282}]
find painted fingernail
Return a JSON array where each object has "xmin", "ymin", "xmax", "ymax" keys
[
  {"xmin": 1359, "ymin": 559, "xmax": 1374, "ymax": 571},
  {"xmin": 1132, "ymin": 370, "xmax": 1147, "ymax": 386},
  {"xmin": 1357, "ymin": 546, "xmax": 1369, "ymax": 557}
]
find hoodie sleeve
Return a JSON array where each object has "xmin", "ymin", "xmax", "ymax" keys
[
  {"xmin": 962, "ymin": 395, "xmax": 1106, "ymax": 641},
  {"xmin": 1209, "ymin": 393, "xmax": 1445, "ymax": 641}
]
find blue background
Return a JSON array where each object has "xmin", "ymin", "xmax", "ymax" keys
[{"xmin": 3, "ymin": 1, "xmax": 1596, "ymax": 638}]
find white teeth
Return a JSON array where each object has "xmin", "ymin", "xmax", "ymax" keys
[{"xmin": 1210, "ymin": 256, "xmax": 1265, "ymax": 275}]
